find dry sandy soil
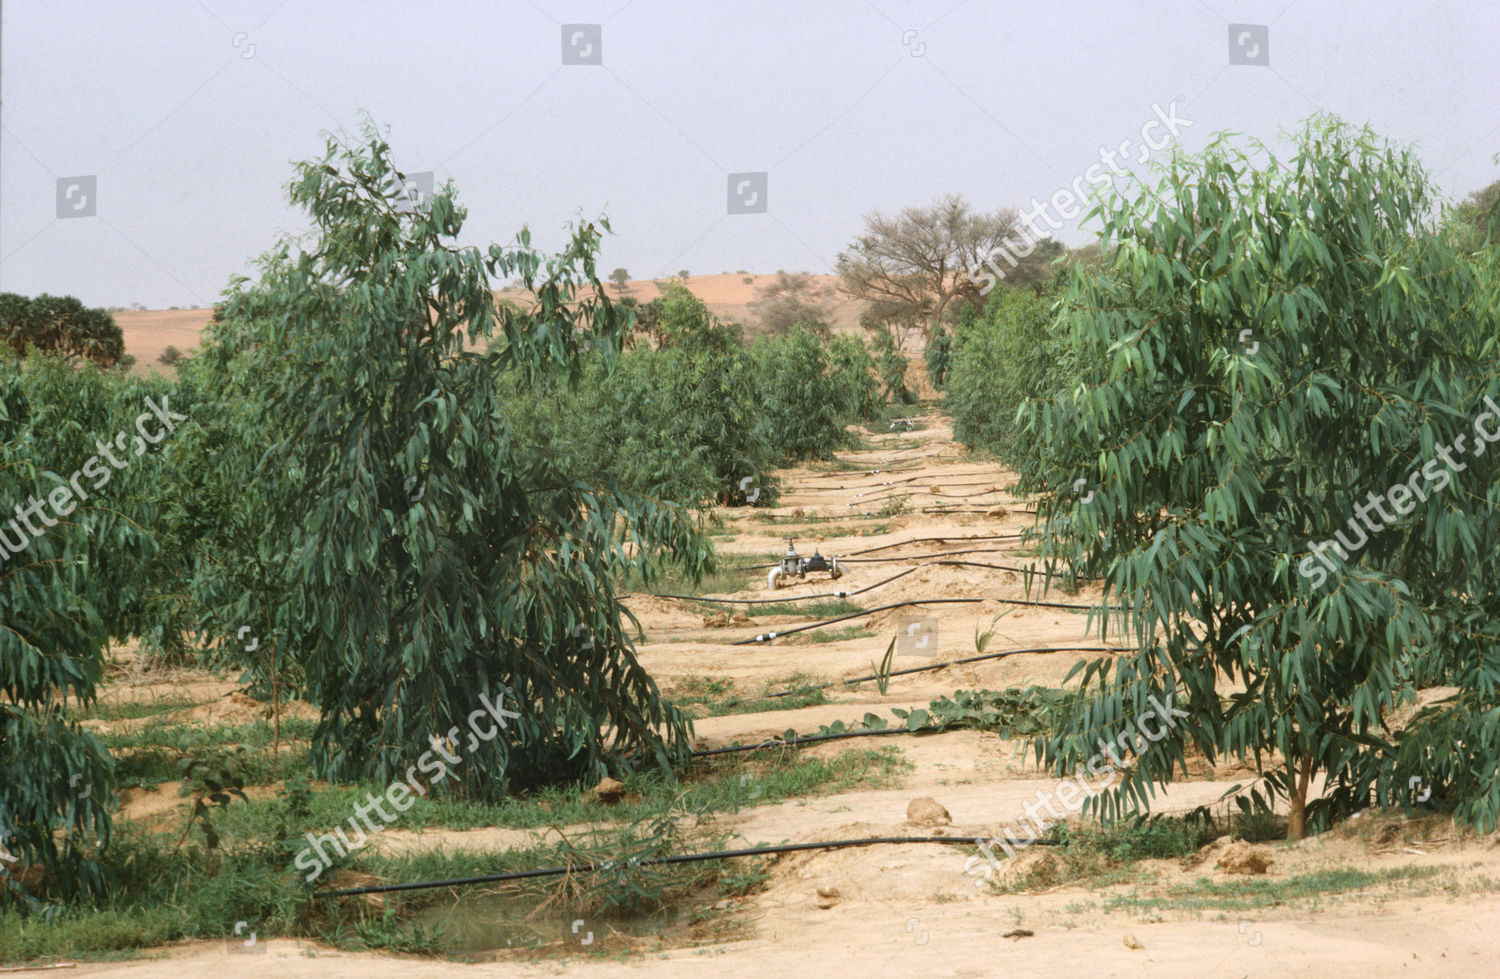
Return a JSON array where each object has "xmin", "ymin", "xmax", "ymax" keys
[
  {"xmin": 111, "ymin": 273, "xmax": 867, "ymax": 376},
  {"xmin": 57, "ymin": 412, "xmax": 1500, "ymax": 979}
]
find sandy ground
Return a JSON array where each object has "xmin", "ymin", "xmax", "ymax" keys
[{"xmin": 55, "ymin": 408, "xmax": 1500, "ymax": 978}]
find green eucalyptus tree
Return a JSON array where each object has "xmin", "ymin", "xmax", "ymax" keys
[
  {"xmin": 0, "ymin": 354, "xmax": 175, "ymax": 896},
  {"xmin": 1022, "ymin": 117, "xmax": 1500, "ymax": 839},
  {"xmin": 197, "ymin": 125, "xmax": 711, "ymax": 794}
]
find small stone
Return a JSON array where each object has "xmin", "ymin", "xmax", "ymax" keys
[
  {"xmin": 703, "ymin": 611, "xmax": 730, "ymax": 628},
  {"xmin": 594, "ymin": 777, "xmax": 626, "ymax": 804},
  {"xmin": 985, "ymin": 505, "xmax": 1009, "ymax": 517},
  {"xmin": 1124, "ymin": 934, "xmax": 1144, "ymax": 950},
  {"xmin": 906, "ymin": 797, "xmax": 952, "ymax": 827},
  {"xmin": 815, "ymin": 883, "xmax": 840, "ymax": 908}
]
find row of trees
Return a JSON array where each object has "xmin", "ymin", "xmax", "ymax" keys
[
  {"xmin": 0, "ymin": 126, "xmax": 892, "ymax": 898},
  {"xmin": 502, "ymin": 284, "xmax": 880, "ymax": 509},
  {"xmin": 946, "ymin": 118, "xmax": 1500, "ymax": 839}
]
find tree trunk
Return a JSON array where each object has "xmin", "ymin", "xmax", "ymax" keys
[{"xmin": 1287, "ymin": 754, "xmax": 1313, "ymax": 840}]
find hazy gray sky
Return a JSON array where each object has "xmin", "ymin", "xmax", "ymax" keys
[{"xmin": 0, "ymin": 0, "xmax": 1496, "ymax": 308}]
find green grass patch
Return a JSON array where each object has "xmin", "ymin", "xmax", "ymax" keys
[
  {"xmin": 99, "ymin": 717, "xmax": 319, "ymax": 788},
  {"xmin": 806, "ymin": 457, "xmax": 870, "ymax": 473},
  {"xmin": 784, "ymin": 625, "xmax": 876, "ymax": 644},
  {"xmin": 990, "ymin": 819, "xmax": 1209, "ymax": 893},
  {"xmin": 625, "ymin": 555, "xmax": 779, "ymax": 598},
  {"xmin": 687, "ymin": 599, "xmax": 863, "ymax": 620},
  {"xmin": 668, "ymin": 674, "xmax": 829, "ymax": 717},
  {"xmin": 1098, "ymin": 864, "xmax": 1448, "ymax": 914},
  {"xmin": 75, "ymin": 694, "xmax": 209, "ymax": 723}
]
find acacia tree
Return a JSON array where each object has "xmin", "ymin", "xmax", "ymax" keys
[
  {"xmin": 747, "ymin": 271, "xmax": 834, "ymax": 335},
  {"xmin": 200, "ymin": 125, "xmax": 712, "ymax": 793},
  {"xmin": 1023, "ymin": 118, "xmax": 1500, "ymax": 839},
  {"xmin": 837, "ymin": 194, "xmax": 1026, "ymax": 341}
]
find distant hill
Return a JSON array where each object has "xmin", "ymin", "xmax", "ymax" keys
[{"xmin": 115, "ymin": 273, "xmax": 865, "ymax": 373}]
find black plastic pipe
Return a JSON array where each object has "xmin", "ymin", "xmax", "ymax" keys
[
  {"xmin": 316, "ymin": 835, "xmax": 1052, "ymax": 898},
  {"xmin": 762, "ymin": 643, "xmax": 1126, "ymax": 698}
]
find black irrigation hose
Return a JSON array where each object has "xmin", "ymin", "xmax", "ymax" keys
[
  {"xmin": 763, "ymin": 644, "xmax": 1127, "ymax": 698},
  {"xmin": 631, "ymin": 558, "xmax": 1099, "ymax": 607},
  {"xmin": 691, "ymin": 726, "xmax": 918, "ymax": 757},
  {"xmin": 798, "ymin": 464, "xmax": 930, "ymax": 480},
  {"xmin": 922, "ymin": 507, "xmax": 1039, "ymax": 516},
  {"xmin": 628, "ymin": 566, "xmax": 925, "ymax": 605},
  {"xmin": 794, "ymin": 475, "xmax": 1007, "ymax": 493},
  {"xmin": 836, "ymin": 547, "xmax": 1017, "ymax": 563},
  {"xmin": 316, "ymin": 836, "xmax": 1026, "ymax": 898},
  {"xmin": 731, "ymin": 598, "xmax": 987, "ymax": 645},
  {"xmin": 723, "ymin": 543, "xmax": 1025, "ymax": 573},
  {"xmin": 931, "ymin": 559, "xmax": 1103, "ymax": 582},
  {"xmin": 639, "ymin": 562, "xmax": 1098, "ymax": 607},
  {"xmin": 923, "ymin": 490, "xmax": 1017, "ymax": 500},
  {"xmin": 846, "ymin": 535, "xmax": 1021, "ymax": 556},
  {"xmin": 731, "ymin": 593, "xmax": 1116, "ymax": 645}
]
